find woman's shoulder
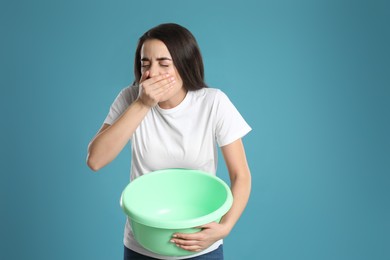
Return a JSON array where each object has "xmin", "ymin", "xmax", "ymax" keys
[
  {"xmin": 192, "ymin": 87, "xmax": 225, "ymax": 101},
  {"xmin": 189, "ymin": 88, "xmax": 233, "ymax": 110},
  {"xmin": 116, "ymin": 84, "xmax": 139, "ymax": 102},
  {"xmin": 120, "ymin": 84, "xmax": 139, "ymax": 96}
]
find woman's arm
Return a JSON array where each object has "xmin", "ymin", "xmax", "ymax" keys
[
  {"xmin": 86, "ymin": 99, "xmax": 151, "ymax": 171},
  {"xmin": 219, "ymin": 138, "xmax": 252, "ymax": 233},
  {"xmin": 171, "ymin": 138, "xmax": 251, "ymax": 252},
  {"xmin": 86, "ymin": 72, "xmax": 176, "ymax": 171}
]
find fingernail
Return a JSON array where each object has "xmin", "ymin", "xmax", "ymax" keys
[
  {"xmin": 172, "ymin": 234, "xmax": 177, "ymax": 238},
  {"xmin": 170, "ymin": 239, "xmax": 175, "ymax": 243}
]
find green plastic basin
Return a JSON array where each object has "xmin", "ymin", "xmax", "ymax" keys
[{"xmin": 120, "ymin": 169, "xmax": 233, "ymax": 256}]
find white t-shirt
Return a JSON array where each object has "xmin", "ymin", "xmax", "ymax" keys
[{"xmin": 104, "ymin": 85, "xmax": 251, "ymax": 259}]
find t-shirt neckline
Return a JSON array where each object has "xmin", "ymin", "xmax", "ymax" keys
[{"xmin": 155, "ymin": 91, "xmax": 192, "ymax": 114}]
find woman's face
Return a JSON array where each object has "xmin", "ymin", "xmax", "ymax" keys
[{"xmin": 140, "ymin": 39, "xmax": 185, "ymax": 108}]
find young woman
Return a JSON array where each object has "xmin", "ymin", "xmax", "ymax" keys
[{"xmin": 87, "ymin": 23, "xmax": 252, "ymax": 260}]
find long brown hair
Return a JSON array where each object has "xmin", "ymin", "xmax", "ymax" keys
[{"xmin": 134, "ymin": 23, "xmax": 207, "ymax": 90}]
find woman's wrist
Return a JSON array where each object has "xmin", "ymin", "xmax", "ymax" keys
[
  {"xmin": 219, "ymin": 222, "xmax": 233, "ymax": 238},
  {"xmin": 135, "ymin": 98, "xmax": 153, "ymax": 110}
]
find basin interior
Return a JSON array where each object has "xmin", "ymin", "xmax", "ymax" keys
[{"xmin": 124, "ymin": 171, "xmax": 229, "ymax": 222}]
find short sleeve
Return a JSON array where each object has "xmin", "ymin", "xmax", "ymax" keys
[
  {"xmin": 214, "ymin": 90, "xmax": 252, "ymax": 147},
  {"xmin": 104, "ymin": 85, "xmax": 139, "ymax": 125}
]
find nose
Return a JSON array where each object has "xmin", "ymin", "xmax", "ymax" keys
[{"xmin": 148, "ymin": 63, "xmax": 162, "ymax": 78}]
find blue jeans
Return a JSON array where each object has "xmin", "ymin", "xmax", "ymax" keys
[{"xmin": 123, "ymin": 245, "xmax": 224, "ymax": 260}]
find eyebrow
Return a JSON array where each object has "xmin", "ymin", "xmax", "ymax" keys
[{"xmin": 141, "ymin": 57, "xmax": 172, "ymax": 61}]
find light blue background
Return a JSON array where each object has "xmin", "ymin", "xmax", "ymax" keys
[{"xmin": 1, "ymin": 0, "xmax": 389, "ymax": 259}]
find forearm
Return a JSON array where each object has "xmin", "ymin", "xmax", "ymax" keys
[
  {"xmin": 168, "ymin": 140, "xmax": 251, "ymax": 251},
  {"xmin": 220, "ymin": 170, "xmax": 251, "ymax": 236},
  {"xmin": 87, "ymin": 99, "xmax": 150, "ymax": 171}
]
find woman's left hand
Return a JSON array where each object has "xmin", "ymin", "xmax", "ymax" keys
[{"xmin": 170, "ymin": 222, "xmax": 228, "ymax": 252}]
